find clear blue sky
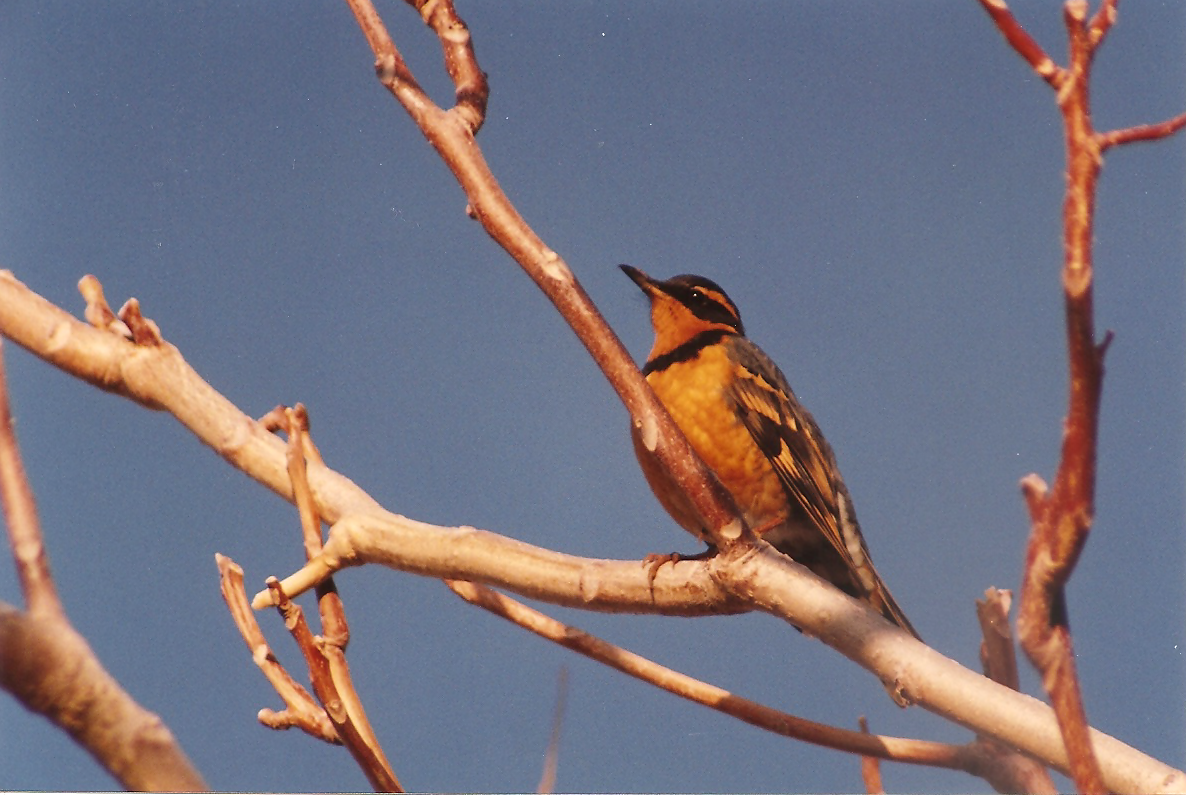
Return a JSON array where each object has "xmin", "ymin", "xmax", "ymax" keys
[{"xmin": 2, "ymin": 3, "xmax": 1183, "ymax": 792}]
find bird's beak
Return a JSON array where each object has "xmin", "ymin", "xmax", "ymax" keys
[{"xmin": 620, "ymin": 264, "xmax": 659, "ymax": 298}]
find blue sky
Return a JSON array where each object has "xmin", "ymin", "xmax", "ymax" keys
[{"xmin": 2, "ymin": 3, "xmax": 1183, "ymax": 792}]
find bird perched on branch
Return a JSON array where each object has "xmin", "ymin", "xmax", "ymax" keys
[{"xmin": 621, "ymin": 264, "xmax": 917, "ymax": 638}]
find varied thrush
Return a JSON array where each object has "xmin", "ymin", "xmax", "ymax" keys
[{"xmin": 622, "ymin": 265, "xmax": 918, "ymax": 638}]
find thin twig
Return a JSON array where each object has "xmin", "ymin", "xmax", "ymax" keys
[
  {"xmin": 975, "ymin": 588, "xmax": 1057, "ymax": 795},
  {"xmin": 857, "ymin": 717, "xmax": 885, "ymax": 794},
  {"xmin": 536, "ymin": 666, "xmax": 567, "ymax": 794},
  {"xmin": 284, "ymin": 406, "xmax": 349, "ymax": 645},
  {"xmin": 266, "ymin": 578, "xmax": 402, "ymax": 792},
  {"xmin": 1098, "ymin": 111, "xmax": 1186, "ymax": 150},
  {"xmin": 279, "ymin": 408, "xmax": 400, "ymax": 791},
  {"xmin": 408, "ymin": 0, "xmax": 488, "ymax": 133},
  {"xmin": 976, "ymin": 587, "xmax": 1019, "ymax": 692},
  {"xmin": 216, "ymin": 554, "xmax": 340, "ymax": 743},
  {"xmin": 0, "ymin": 340, "xmax": 62, "ymax": 618},
  {"xmin": 445, "ymin": 579, "xmax": 969, "ymax": 769}
]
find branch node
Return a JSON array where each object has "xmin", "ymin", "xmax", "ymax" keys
[
  {"xmin": 78, "ymin": 275, "xmax": 132, "ymax": 339},
  {"xmin": 1019, "ymin": 474, "xmax": 1048, "ymax": 520},
  {"xmin": 118, "ymin": 299, "xmax": 163, "ymax": 346},
  {"xmin": 1097, "ymin": 329, "xmax": 1114, "ymax": 358}
]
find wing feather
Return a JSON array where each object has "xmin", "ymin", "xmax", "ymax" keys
[{"xmin": 724, "ymin": 337, "xmax": 918, "ymax": 637}]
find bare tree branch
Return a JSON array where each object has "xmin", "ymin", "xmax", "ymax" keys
[
  {"xmin": 1098, "ymin": 111, "xmax": 1186, "ymax": 150},
  {"xmin": 263, "ymin": 576, "xmax": 401, "ymax": 792},
  {"xmin": 447, "ymin": 579, "xmax": 967, "ymax": 770},
  {"xmin": 221, "ymin": 408, "xmax": 402, "ymax": 791},
  {"xmin": 976, "ymin": 1, "xmax": 1186, "ymax": 793},
  {"xmin": 975, "ymin": 0, "xmax": 1064, "ymax": 88},
  {"xmin": 3, "ymin": 269, "xmax": 1182, "ymax": 789},
  {"xmin": 0, "ymin": 356, "xmax": 61, "ymax": 620},
  {"xmin": 218, "ymin": 554, "xmax": 340, "ymax": 743},
  {"xmin": 977, "ymin": 588, "xmax": 1020, "ymax": 694},
  {"xmin": 857, "ymin": 717, "xmax": 885, "ymax": 794},
  {"xmin": 276, "ymin": 408, "xmax": 401, "ymax": 792},
  {"xmin": 975, "ymin": 588, "xmax": 1058, "ymax": 795},
  {"xmin": 1, "ymin": 0, "xmax": 1183, "ymax": 789},
  {"xmin": 261, "ymin": 511, "xmax": 1183, "ymax": 792},
  {"xmin": 536, "ymin": 665, "xmax": 567, "ymax": 794},
  {"xmin": 0, "ymin": 338, "xmax": 207, "ymax": 791}
]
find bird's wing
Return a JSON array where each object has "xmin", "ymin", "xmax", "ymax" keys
[
  {"xmin": 724, "ymin": 338, "xmax": 848, "ymax": 555},
  {"xmin": 725, "ymin": 338, "xmax": 918, "ymax": 637}
]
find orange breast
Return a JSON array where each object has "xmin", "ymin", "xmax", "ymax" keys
[{"xmin": 633, "ymin": 344, "xmax": 787, "ymax": 537}]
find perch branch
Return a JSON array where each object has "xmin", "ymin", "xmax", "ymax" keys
[
  {"xmin": 0, "ymin": 265, "xmax": 1182, "ymax": 791},
  {"xmin": 253, "ymin": 510, "xmax": 1183, "ymax": 792}
]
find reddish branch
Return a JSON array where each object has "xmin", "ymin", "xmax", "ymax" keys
[
  {"xmin": 977, "ymin": 1, "xmax": 1186, "ymax": 794},
  {"xmin": 264, "ymin": 577, "xmax": 401, "ymax": 792},
  {"xmin": 278, "ymin": 409, "xmax": 400, "ymax": 792},
  {"xmin": 857, "ymin": 717, "xmax": 885, "ymax": 794},
  {"xmin": 342, "ymin": 0, "xmax": 747, "ymax": 552}
]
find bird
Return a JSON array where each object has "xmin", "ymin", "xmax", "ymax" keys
[{"xmin": 621, "ymin": 264, "xmax": 918, "ymax": 638}]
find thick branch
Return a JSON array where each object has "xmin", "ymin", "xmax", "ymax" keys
[
  {"xmin": 253, "ymin": 513, "xmax": 1185, "ymax": 793},
  {"xmin": 0, "ymin": 271, "xmax": 383, "ymax": 523},
  {"xmin": 0, "ymin": 605, "xmax": 208, "ymax": 791},
  {"xmin": 253, "ymin": 513, "xmax": 747, "ymax": 617},
  {"xmin": 0, "ymin": 337, "xmax": 205, "ymax": 790}
]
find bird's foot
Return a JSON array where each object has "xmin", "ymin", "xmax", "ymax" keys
[{"xmin": 642, "ymin": 547, "xmax": 717, "ymax": 585}]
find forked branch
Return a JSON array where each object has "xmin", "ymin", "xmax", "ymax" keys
[
  {"xmin": 977, "ymin": 1, "xmax": 1186, "ymax": 793},
  {"xmin": 222, "ymin": 408, "xmax": 402, "ymax": 792}
]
